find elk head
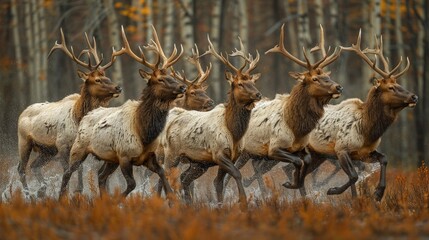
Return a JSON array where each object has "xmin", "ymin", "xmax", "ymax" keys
[
  {"xmin": 48, "ymin": 29, "xmax": 123, "ymax": 101},
  {"xmin": 266, "ymin": 24, "xmax": 343, "ymax": 101},
  {"xmin": 173, "ymin": 44, "xmax": 215, "ymax": 111},
  {"xmin": 341, "ymin": 30, "xmax": 418, "ymax": 110},
  {"xmin": 204, "ymin": 36, "xmax": 262, "ymax": 110},
  {"xmin": 119, "ymin": 26, "xmax": 186, "ymax": 102}
]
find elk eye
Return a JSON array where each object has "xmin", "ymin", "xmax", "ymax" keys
[
  {"xmin": 190, "ymin": 91, "xmax": 195, "ymax": 95},
  {"xmin": 389, "ymin": 87, "xmax": 394, "ymax": 91},
  {"xmin": 238, "ymin": 83, "xmax": 243, "ymax": 87},
  {"xmin": 159, "ymin": 79, "xmax": 165, "ymax": 83},
  {"xmin": 312, "ymin": 77, "xmax": 318, "ymax": 82},
  {"xmin": 95, "ymin": 79, "xmax": 101, "ymax": 83}
]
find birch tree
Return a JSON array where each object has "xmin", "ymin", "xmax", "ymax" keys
[
  {"xmin": 180, "ymin": 0, "xmax": 195, "ymax": 75},
  {"xmin": 11, "ymin": 0, "xmax": 25, "ymax": 108},
  {"xmin": 297, "ymin": 0, "xmax": 312, "ymax": 61},
  {"xmin": 209, "ymin": 0, "xmax": 224, "ymax": 102},
  {"xmin": 103, "ymin": 0, "xmax": 125, "ymax": 104}
]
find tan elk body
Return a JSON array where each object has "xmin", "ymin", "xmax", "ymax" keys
[
  {"xmin": 17, "ymin": 30, "xmax": 122, "ymax": 196},
  {"xmin": 161, "ymin": 37, "xmax": 262, "ymax": 207},
  {"xmin": 306, "ymin": 31, "xmax": 418, "ymax": 200},
  {"xmin": 236, "ymin": 24, "xmax": 343, "ymax": 189},
  {"xmin": 59, "ymin": 26, "xmax": 185, "ymax": 197}
]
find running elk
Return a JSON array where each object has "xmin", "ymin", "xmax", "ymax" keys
[
  {"xmin": 305, "ymin": 30, "xmax": 417, "ymax": 201},
  {"xmin": 161, "ymin": 36, "xmax": 262, "ymax": 208},
  {"xmin": 233, "ymin": 24, "xmax": 342, "ymax": 192},
  {"xmin": 59, "ymin": 26, "xmax": 185, "ymax": 198},
  {"xmin": 17, "ymin": 29, "xmax": 123, "ymax": 197}
]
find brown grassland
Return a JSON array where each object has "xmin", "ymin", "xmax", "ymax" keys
[{"xmin": 1, "ymin": 164, "xmax": 429, "ymax": 240}]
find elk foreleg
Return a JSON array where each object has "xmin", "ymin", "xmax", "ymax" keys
[
  {"xmin": 270, "ymin": 148, "xmax": 304, "ymax": 189},
  {"xmin": 224, "ymin": 152, "xmax": 251, "ymax": 188},
  {"xmin": 119, "ymin": 157, "xmax": 135, "ymax": 197},
  {"xmin": 369, "ymin": 151, "xmax": 387, "ymax": 201},
  {"xmin": 144, "ymin": 153, "xmax": 173, "ymax": 197},
  {"xmin": 18, "ymin": 140, "xmax": 33, "ymax": 193},
  {"xmin": 327, "ymin": 151, "xmax": 358, "ymax": 196},
  {"xmin": 180, "ymin": 162, "xmax": 209, "ymax": 204},
  {"xmin": 216, "ymin": 151, "xmax": 247, "ymax": 209},
  {"xmin": 59, "ymin": 150, "xmax": 88, "ymax": 198},
  {"xmin": 30, "ymin": 151, "xmax": 54, "ymax": 197},
  {"xmin": 98, "ymin": 162, "xmax": 119, "ymax": 195}
]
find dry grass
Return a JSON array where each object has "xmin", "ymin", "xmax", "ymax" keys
[{"xmin": 1, "ymin": 164, "xmax": 429, "ymax": 239}]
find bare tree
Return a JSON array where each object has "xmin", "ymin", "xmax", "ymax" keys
[
  {"xmin": 103, "ymin": 0, "xmax": 125, "ymax": 104},
  {"xmin": 209, "ymin": 0, "xmax": 224, "ymax": 102}
]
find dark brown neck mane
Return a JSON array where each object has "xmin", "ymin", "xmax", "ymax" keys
[
  {"xmin": 361, "ymin": 87, "xmax": 399, "ymax": 144},
  {"xmin": 225, "ymin": 90, "xmax": 252, "ymax": 144},
  {"xmin": 285, "ymin": 83, "xmax": 328, "ymax": 139},
  {"xmin": 135, "ymin": 86, "xmax": 173, "ymax": 146},
  {"xmin": 73, "ymin": 84, "xmax": 110, "ymax": 123}
]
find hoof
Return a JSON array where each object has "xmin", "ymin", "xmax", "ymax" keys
[
  {"xmin": 243, "ymin": 178, "xmax": 252, "ymax": 188},
  {"xmin": 327, "ymin": 187, "xmax": 342, "ymax": 195},
  {"xmin": 373, "ymin": 187, "xmax": 385, "ymax": 202},
  {"xmin": 282, "ymin": 182, "xmax": 300, "ymax": 189}
]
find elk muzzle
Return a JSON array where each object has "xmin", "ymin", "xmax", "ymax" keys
[
  {"xmin": 407, "ymin": 94, "xmax": 418, "ymax": 108},
  {"xmin": 112, "ymin": 86, "xmax": 122, "ymax": 98},
  {"xmin": 330, "ymin": 84, "xmax": 343, "ymax": 99},
  {"xmin": 204, "ymin": 100, "xmax": 215, "ymax": 111}
]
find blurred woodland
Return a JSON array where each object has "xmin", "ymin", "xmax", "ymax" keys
[{"xmin": 0, "ymin": 0, "xmax": 428, "ymax": 167}]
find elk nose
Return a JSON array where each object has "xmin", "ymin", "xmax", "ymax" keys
[
  {"xmin": 115, "ymin": 86, "xmax": 122, "ymax": 92},
  {"xmin": 336, "ymin": 85, "xmax": 343, "ymax": 93},
  {"xmin": 411, "ymin": 95, "xmax": 418, "ymax": 103},
  {"xmin": 179, "ymin": 85, "xmax": 187, "ymax": 93},
  {"xmin": 207, "ymin": 100, "xmax": 215, "ymax": 107},
  {"xmin": 255, "ymin": 92, "xmax": 262, "ymax": 100}
]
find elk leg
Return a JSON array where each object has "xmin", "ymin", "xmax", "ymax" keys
[
  {"xmin": 145, "ymin": 153, "xmax": 173, "ymax": 196},
  {"xmin": 59, "ymin": 150, "xmax": 88, "ymax": 198},
  {"xmin": 98, "ymin": 162, "xmax": 119, "ymax": 195},
  {"xmin": 216, "ymin": 152, "xmax": 247, "ymax": 209},
  {"xmin": 180, "ymin": 162, "xmax": 208, "ymax": 203},
  {"xmin": 156, "ymin": 155, "xmax": 182, "ymax": 196},
  {"xmin": 224, "ymin": 152, "xmax": 250, "ymax": 188},
  {"xmin": 30, "ymin": 151, "xmax": 54, "ymax": 197},
  {"xmin": 250, "ymin": 158, "xmax": 278, "ymax": 195},
  {"xmin": 371, "ymin": 151, "xmax": 387, "ymax": 201},
  {"xmin": 119, "ymin": 158, "xmax": 135, "ymax": 197},
  {"xmin": 18, "ymin": 140, "xmax": 33, "ymax": 193},
  {"xmin": 327, "ymin": 151, "xmax": 358, "ymax": 196},
  {"xmin": 313, "ymin": 158, "xmax": 341, "ymax": 188},
  {"xmin": 270, "ymin": 148, "xmax": 303, "ymax": 189},
  {"xmin": 214, "ymin": 168, "xmax": 228, "ymax": 203}
]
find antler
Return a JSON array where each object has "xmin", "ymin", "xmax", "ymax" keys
[
  {"xmin": 204, "ymin": 35, "xmax": 259, "ymax": 75},
  {"xmin": 229, "ymin": 37, "xmax": 260, "ymax": 75},
  {"xmin": 48, "ymin": 28, "xmax": 123, "ymax": 72},
  {"xmin": 48, "ymin": 28, "xmax": 94, "ymax": 70},
  {"xmin": 341, "ymin": 29, "xmax": 410, "ymax": 79},
  {"xmin": 119, "ymin": 25, "xmax": 183, "ymax": 71},
  {"xmin": 266, "ymin": 24, "xmax": 341, "ymax": 71},
  {"xmin": 174, "ymin": 44, "xmax": 212, "ymax": 86}
]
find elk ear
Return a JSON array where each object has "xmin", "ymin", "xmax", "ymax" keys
[
  {"xmin": 77, "ymin": 70, "xmax": 89, "ymax": 82},
  {"xmin": 289, "ymin": 72, "xmax": 305, "ymax": 82},
  {"xmin": 225, "ymin": 71, "xmax": 234, "ymax": 84},
  {"xmin": 373, "ymin": 79, "xmax": 382, "ymax": 88},
  {"xmin": 251, "ymin": 73, "xmax": 261, "ymax": 82},
  {"xmin": 139, "ymin": 69, "xmax": 151, "ymax": 82}
]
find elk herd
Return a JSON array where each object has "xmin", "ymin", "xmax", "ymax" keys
[{"xmin": 16, "ymin": 24, "xmax": 417, "ymax": 208}]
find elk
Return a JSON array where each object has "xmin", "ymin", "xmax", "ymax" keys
[
  {"xmin": 160, "ymin": 36, "xmax": 262, "ymax": 208},
  {"xmin": 59, "ymin": 26, "xmax": 185, "ymax": 198},
  {"xmin": 302, "ymin": 30, "xmax": 417, "ymax": 201},
  {"xmin": 132, "ymin": 44, "xmax": 214, "ymax": 189},
  {"xmin": 228, "ymin": 24, "xmax": 342, "ymax": 193},
  {"xmin": 17, "ymin": 29, "xmax": 123, "ymax": 197}
]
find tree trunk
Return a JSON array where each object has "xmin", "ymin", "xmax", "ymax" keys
[
  {"xmin": 180, "ymin": 0, "xmax": 195, "ymax": 75},
  {"xmin": 11, "ymin": 0, "xmax": 26, "ymax": 109},
  {"xmin": 297, "ymin": 0, "xmax": 312, "ymax": 61},
  {"xmin": 209, "ymin": 0, "xmax": 224, "ymax": 102},
  {"xmin": 103, "ymin": 0, "xmax": 125, "ymax": 104}
]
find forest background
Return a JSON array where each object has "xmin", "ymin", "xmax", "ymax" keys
[{"xmin": 0, "ymin": 0, "xmax": 428, "ymax": 169}]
